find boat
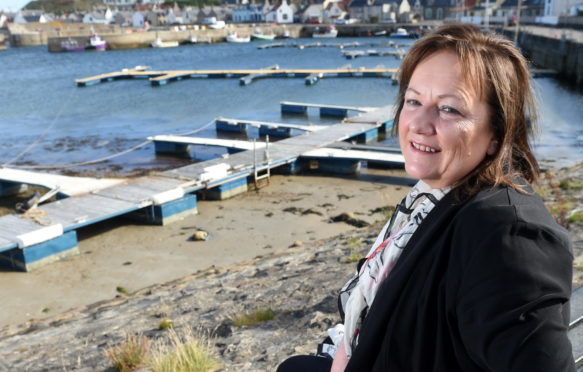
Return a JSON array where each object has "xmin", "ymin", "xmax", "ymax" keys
[
  {"xmin": 389, "ymin": 28, "xmax": 411, "ymax": 39},
  {"xmin": 226, "ymin": 33, "xmax": 251, "ymax": 43},
  {"xmin": 61, "ymin": 38, "xmax": 85, "ymax": 52},
  {"xmin": 0, "ymin": 43, "xmax": 7, "ymax": 51},
  {"xmin": 312, "ymin": 25, "xmax": 338, "ymax": 38},
  {"xmin": 279, "ymin": 29, "xmax": 291, "ymax": 39},
  {"xmin": 87, "ymin": 34, "xmax": 106, "ymax": 51},
  {"xmin": 151, "ymin": 38, "xmax": 179, "ymax": 48},
  {"xmin": 188, "ymin": 35, "xmax": 197, "ymax": 44},
  {"xmin": 252, "ymin": 29, "xmax": 276, "ymax": 41},
  {"xmin": 208, "ymin": 20, "xmax": 226, "ymax": 29}
]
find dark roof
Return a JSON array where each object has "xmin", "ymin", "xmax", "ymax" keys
[
  {"xmin": 499, "ymin": 0, "xmax": 543, "ymax": 7},
  {"xmin": 348, "ymin": 0, "xmax": 368, "ymax": 7}
]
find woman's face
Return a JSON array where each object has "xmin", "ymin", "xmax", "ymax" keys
[{"xmin": 398, "ymin": 51, "xmax": 497, "ymax": 189}]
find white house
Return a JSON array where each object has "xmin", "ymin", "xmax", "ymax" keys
[
  {"xmin": 265, "ymin": 0, "xmax": 294, "ymax": 23},
  {"xmin": 83, "ymin": 8, "xmax": 113, "ymax": 24},
  {"xmin": 324, "ymin": 0, "xmax": 349, "ymax": 21},
  {"xmin": 0, "ymin": 13, "xmax": 8, "ymax": 27},
  {"xmin": 132, "ymin": 11, "xmax": 145, "ymax": 27},
  {"xmin": 301, "ymin": 3, "xmax": 324, "ymax": 22},
  {"xmin": 13, "ymin": 11, "xmax": 51, "ymax": 23},
  {"xmin": 544, "ymin": 0, "xmax": 579, "ymax": 17}
]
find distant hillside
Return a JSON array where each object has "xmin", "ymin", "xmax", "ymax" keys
[{"xmin": 24, "ymin": 0, "xmax": 104, "ymax": 13}]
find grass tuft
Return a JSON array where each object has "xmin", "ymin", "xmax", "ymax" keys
[
  {"xmin": 231, "ymin": 308, "xmax": 276, "ymax": 327},
  {"xmin": 116, "ymin": 286, "xmax": 130, "ymax": 295},
  {"xmin": 104, "ymin": 332, "xmax": 151, "ymax": 372},
  {"xmin": 559, "ymin": 179, "xmax": 583, "ymax": 190},
  {"xmin": 568, "ymin": 211, "xmax": 583, "ymax": 223},
  {"xmin": 159, "ymin": 318, "xmax": 174, "ymax": 330},
  {"xmin": 345, "ymin": 237, "xmax": 363, "ymax": 263},
  {"xmin": 150, "ymin": 328, "xmax": 220, "ymax": 372}
]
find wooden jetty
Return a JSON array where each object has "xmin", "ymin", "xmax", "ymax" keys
[
  {"xmin": 256, "ymin": 41, "xmax": 408, "ymax": 50},
  {"xmin": 0, "ymin": 167, "xmax": 126, "ymax": 197},
  {"xmin": 75, "ymin": 66, "xmax": 399, "ymax": 87},
  {"xmin": 0, "ymin": 103, "xmax": 398, "ymax": 271},
  {"xmin": 214, "ymin": 117, "xmax": 326, "ymax": 137},
  {"xmin": 343, "ymin": 49, "xmax": 405, "ymax": 60},
  {"xmin": 281, "ymin": 100, "xmax": 377, "ymax": 117},
  {"xmin": 148, "ymin": 135, "xmax": 267, "ymax": 154}
]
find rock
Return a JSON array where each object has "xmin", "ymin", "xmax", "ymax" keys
[
  {"xmin": 330, "ymin": 213, "xmax": 370, "ymax": 228},
  {"xmin": 190, "ymin": 230, "xmax": 209, "ymax": 241},
  {"xmin": 291, "ymin": 240, "xmax": 303, "ymax": 247}
]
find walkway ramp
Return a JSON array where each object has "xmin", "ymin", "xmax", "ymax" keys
[
  {"xmin": 302, "ymin": 147, "xmax": 404, "ymax": 167},
  {"xmin": 0, "ymin": 167, "xmax": 126, "ymax": 197},
  {"xmin": 344, "ymin": 105, "xmax": 395, "ymax": 125},
  {"xmin": 215, "ymin": 117, "xmax": 325, "ymax": 132},
  {"xmin": 148, "ymin": 135, "xmax": 266, "ymax": 152}
]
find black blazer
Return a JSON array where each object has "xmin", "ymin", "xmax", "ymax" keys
[{"xmin": 345, "ymin": 185, "xmax": 575, "ymax": 372}]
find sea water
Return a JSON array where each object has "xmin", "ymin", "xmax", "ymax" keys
[{"xmin": 0, "ymin": 38, "xmax": 581, "ymax": 176}]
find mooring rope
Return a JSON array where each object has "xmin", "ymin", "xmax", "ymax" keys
[
  {"xmin": 1, "ymin": 88, "xmax": 76, "ymax": 168},
  {"xmin": 3, "ymin": 118, "xmax": 217, "ymax": 170}
]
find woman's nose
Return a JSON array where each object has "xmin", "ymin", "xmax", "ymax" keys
[{"xmin": 409, "ymin": 107, "xmax": 437, "ymax": 135}]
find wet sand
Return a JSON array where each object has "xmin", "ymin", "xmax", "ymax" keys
[{"xmin": 0, "ymin": 169, "xmax": 412, "ymax": 328}]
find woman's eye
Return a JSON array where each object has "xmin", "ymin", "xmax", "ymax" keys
[
  {"xmin": 439, "ymin": 106, "xmax": 461, "ymax": 115},
  {"xmin": 405, "ymin": 99, "xmax": 420, "ymax": 106}
]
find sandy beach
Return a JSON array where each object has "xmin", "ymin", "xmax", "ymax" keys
[{"xmin": 0, "ymin": 169, "xmax": 413, "ymax": 329}]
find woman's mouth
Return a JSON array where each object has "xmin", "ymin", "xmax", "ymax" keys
[{"xmin": 411, "ymin": 142, "xmax": 439, "ymax": 153}]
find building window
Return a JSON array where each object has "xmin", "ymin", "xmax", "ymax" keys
[
  {"xmin": 436, "ymin": 7, "xmax": 443, "ymax": 18},
  {"xmin": 425, "ymin": 8, "xmax": 433, "ymax": 18}
]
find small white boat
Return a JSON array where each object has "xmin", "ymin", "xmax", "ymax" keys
[
  {"xmin": 151, "ymin": 38, "xmax": 179, "ymax": 48},
  {"xmin": 88, "ymin": 34, "xmax": 106, "ymax": 51},
  {"xmin": 389, "ymin": 28, "xmax": 411, "ymax": 39},
  {"xmin": 313, "ymin": 25, "xmax": 338, "ymax": 38},
  {"xmin": 252, "ymin": 29, "xmax": 276, "ymax": 41},
  {"xmin": 226, "ymin": 33, "xmax": 250, "ymax": 43}
]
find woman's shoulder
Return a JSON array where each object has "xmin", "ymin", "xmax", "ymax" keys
[{"xmin": 456, "ymin": 184, "xmax": 554, "ymax": 228}]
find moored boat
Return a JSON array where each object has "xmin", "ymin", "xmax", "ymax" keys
[
  {"xmin": 61, "ymin": 38, "xmax": 85, "ymax": 52},
  {"xmin": 88, "ymin": 34, "xmax": 106, "ymax": 51},
  {"xmin": 252, "ymin": 29, "xmax": 276, "ymax": 41},
  {"xmin": 312, "ymin": 25, "xmax": 338, "ymax": 38},
  {"xmin": 151, "ymin": 38, "xmax": 179, "ymax": 48},
  {"xmin": 389, "ymin": 28, "xmax": 411, "ymax": 39},
  {"xmin": 226, "ymin": 33, "xmax": 251, "ymax": 43}
]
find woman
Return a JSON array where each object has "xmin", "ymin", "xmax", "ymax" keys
[{"xmin": 278, "ymin": 23, "xmax": 575, "ymax": 371}]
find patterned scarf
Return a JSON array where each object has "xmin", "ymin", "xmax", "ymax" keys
[{"xmin": 340, "ymin": 180, "xmax": 451, "ymax": 357}]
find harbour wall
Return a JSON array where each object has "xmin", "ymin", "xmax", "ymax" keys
[
  {"xmin": 504, "ymin": 26, "xmax": 583, "ymax": 90},
  {"xmin": 12, "ymin": 22, "xmax": 433, "ymax": 50}
]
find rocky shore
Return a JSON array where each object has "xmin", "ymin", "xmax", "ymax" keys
[
  {"xmin": 0, "ymin": 222, "xmax": 380, "ymax": 372},
  {"xmin": 0, "ymin": 163, "xmax": 582, "ymax": 371}
]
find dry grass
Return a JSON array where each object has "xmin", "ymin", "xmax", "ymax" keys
[
  {"xmin": 149, "ymin": 328, "xmax": 220, "ymax": 372},
  {"xmin": 231, "ymin": 308, "xmax": 276, "ymax": 327},
  {"xmin": 104, "ymin": 332, "xmax": 151, "ymax": 372}
]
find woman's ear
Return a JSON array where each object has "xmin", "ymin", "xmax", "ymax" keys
[{"xmin": 487, "ymin": 139, "xmax": 498, "ymax": 156}]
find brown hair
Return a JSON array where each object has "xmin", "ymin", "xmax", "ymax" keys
[{"xmin": 392, "ymin": 23, "xmax": 539, "ymax": 195}]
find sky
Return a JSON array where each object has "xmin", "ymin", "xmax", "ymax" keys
[{"xmin": 1, "ymin": 0, "xmax": 28, "ymax": 12}]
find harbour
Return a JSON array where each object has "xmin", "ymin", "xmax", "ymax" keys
[
  {"xmin": 0, "ymin": 103, "xmax": 398, "ymax": 271},
  {"xmin": 0, "ymin": 37, "xmax": 582, "ymax": 263},
  {"xmin": 2, "ymin": 23, "xmax": 583, "ymax": 369}
]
